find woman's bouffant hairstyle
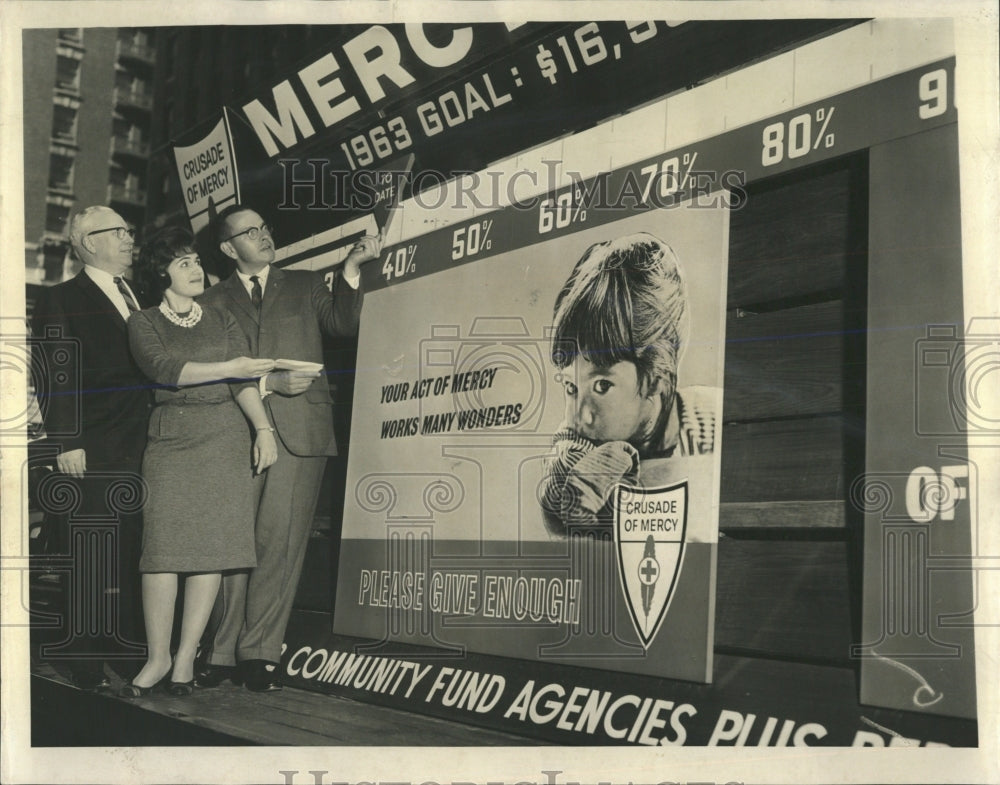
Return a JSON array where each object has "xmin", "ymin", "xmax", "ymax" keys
[
  {"xmin": 135, "ymin": 226, "xmax": 198, "ymax": 303},
  {"xmin": 550, "ymin": 232, "xmax": 689, "ymax": 403}
]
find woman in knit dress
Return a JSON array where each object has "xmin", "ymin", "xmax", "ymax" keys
[{"xmin": 123, "ymin": 226, "xmax": 277, "ymax": 696}]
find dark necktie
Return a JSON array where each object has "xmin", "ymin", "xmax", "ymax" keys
[
  {"xmin": 113, "ymin": 276, "xmax": 140, "ymax": 313},
  {"xmin": 250, "ymin": 275, "xmax": 263, "ymax": 309}
]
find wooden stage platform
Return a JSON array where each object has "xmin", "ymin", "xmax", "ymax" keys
[{"xmin": 30, "ymin": 662, "xmax": 543, "ymax": 747}]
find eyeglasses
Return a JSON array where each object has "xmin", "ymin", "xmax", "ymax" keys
[
  {"xmin": 87, "ymin": 226, "xmax": 135, "ymax": 241},
  {"xmin": 224, "ymin": 223, "xmax": 272, "ymax": 243}
]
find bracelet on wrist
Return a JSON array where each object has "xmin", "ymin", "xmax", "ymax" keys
[{"xmin": 256, "ymin": 426, "xmax": 275, "ymax": 432}]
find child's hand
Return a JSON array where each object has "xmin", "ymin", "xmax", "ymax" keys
[{"xmin": 542, "ymin": 432, "xmax": 639, "ymax": 527}]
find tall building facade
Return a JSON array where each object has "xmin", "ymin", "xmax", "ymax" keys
[{"xmin": 23, "ymin": 27, "xmax": 156, "ymax": 287}]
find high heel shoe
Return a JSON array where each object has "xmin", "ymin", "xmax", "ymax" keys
[
  {"xmin": 166, "ymin": 680, "xmax": 194, "ymax": 696},
  {"xmin": 118, "ymin": 674, "xmax": 169, "ymax": 698}
]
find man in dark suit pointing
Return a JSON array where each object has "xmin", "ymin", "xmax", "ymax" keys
[
  {"xmin": 197, "ymin": 204, "xmax": 380, "ymax": 691},
  {"xmin": 32, "ymin": 205, "xmax": 152, "ymax": 690}
]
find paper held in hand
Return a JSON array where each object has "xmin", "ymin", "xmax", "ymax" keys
[{"xmin": 275, "ymin": 359, "xmax": 324, "ymax": 373}]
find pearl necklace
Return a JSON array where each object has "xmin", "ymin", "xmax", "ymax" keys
[{"xmin": 159, "ymin": 300, "xmax": 202, "ymax": 328}]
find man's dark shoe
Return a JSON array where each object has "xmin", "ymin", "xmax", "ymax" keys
[
  {"xmin": 233, "ymin": 659, "xmax": 282, "ymax": 692},
  {"xmin": 69, "ymin": 666, "xmax": 112, "ymax": 692},
  {"xmin": 194, "ymin": 661, "xmax": 236, "ymax": 688}
]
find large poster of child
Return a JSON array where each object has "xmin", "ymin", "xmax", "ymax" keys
[{"xmin": 333, "ymin": 190, "xmax": 729, "ymax": 683}]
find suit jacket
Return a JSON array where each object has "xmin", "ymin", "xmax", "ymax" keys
[
  {"xmin": 199, "ymin": 266, "xmax": 363, "ymax": 457},
  {"xmin": 31, "ymin": 270, "xmax": 152, "ymax": 469}
]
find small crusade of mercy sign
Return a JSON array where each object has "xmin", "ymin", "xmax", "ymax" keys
[{"xmin": 614, "ymin": 482, "xmax": 688, "ymax": 648}]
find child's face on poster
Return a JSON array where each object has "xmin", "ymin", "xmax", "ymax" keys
[{"xmin": 560, "ymin": 356, "xmax": 661, "ymax": 445}]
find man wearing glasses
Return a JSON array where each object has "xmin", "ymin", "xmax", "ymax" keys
[
  {"xmin": 32, "ymin": 205, "xmax": 152, "ymax": 690},
  {"xmin": 197, "ymin": 204, "xmax": 380, "ymax": 692}
]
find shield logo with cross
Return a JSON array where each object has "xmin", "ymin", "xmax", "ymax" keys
[{"xmin": 613, "ymin": 481, "xmax": 688, "ymax": 648}]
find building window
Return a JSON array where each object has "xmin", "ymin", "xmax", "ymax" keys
[
  {"xmin": 114, "ymin": 71, "xmax": 134, "ymax": 92},
  {"xmin": 48, "ymin": 153, "xmax": 75, "ymax": 191},
  {"xmin": 51, "ymin": 105, "xmax": 77, "ymax": 142},
  {"xmin": 116, "ymin": 70, "xmax": 150, "ymax": 92},
  {"xmin": 112, "ymin": 118, "xmax": 144, "ymax": 143},
  {"xmin": 118, "ymin": 28, "xmax": 156, "ymax": 62},
  {"xmin": 55, "ymin": 55, "xmax": 81, "ymax": 92},
  {"xmin": 109, "ymin": 166, "xmax": 127, "ymax": 188}
]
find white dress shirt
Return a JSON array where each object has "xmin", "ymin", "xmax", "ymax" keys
[
  {"xmin": 235, "ymin": 263, "xmax": 272, "ymax": 299},
  {"xmin": 235, "ymin": 264, "xmax": 359, "ymax": 299},
  {"xmin": 84, "ymin": 265, "xmax": 141, "ymax": 321},
  {"xmin": 235, "ymin": 264, "xmax": 359, "ymax": 398}
]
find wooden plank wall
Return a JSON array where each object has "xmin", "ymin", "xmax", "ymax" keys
[{"xmin": 715, "ymin": 154, "xmax": 868, "ymax": 667}]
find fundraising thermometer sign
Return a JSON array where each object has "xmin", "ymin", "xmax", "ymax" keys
[{"xmin": 334, "ymin": 172, "xmax": 728, "ymax": 683}]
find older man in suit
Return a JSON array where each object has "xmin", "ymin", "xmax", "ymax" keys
[
  {"xmin": 197, "ymin": 204, "xmax": 379, "ymax": 691},
  {"xmin": 32, "ymin": 205, "xmax": 152, "ymax": 690}
]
